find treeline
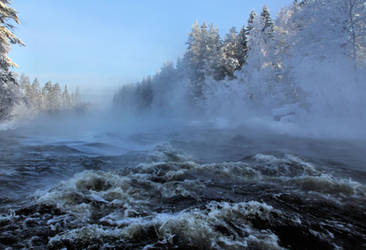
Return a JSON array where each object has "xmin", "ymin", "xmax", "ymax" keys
[
  {"xmin": 0, "ymin": 2, "xmax": 85, "ymax": 121},
  {"xmin": 18, "ymin": 74, "xmax": 83, "ymax": 114},
  {"xmin": 113, "ymin": 61, "xmax": 186, "ymax": 114},
  {"xmin": 114, "ymin": 0, "xmax": 366, "ymax": 119}
]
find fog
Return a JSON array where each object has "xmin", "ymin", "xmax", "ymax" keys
[{"xmin": 2, "ymin": 1, "xmax": 366, "ymax": 249}]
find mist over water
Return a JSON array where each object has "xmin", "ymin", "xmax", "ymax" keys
[
  {"xmin": 1, "ymin": 0, "xmax": 366, "ymax": 249},
  {"xmin": 2, "ymin": 50, "xmax": 366, "ymax": 248},
  {"xmin": 1, "ymin": 106, "xmax": 366, "ymax": 248}
]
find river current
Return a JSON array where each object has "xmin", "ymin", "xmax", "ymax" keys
[{"xmin": 0, "ymin": 117, "xmax": 365, "ymax": 249}]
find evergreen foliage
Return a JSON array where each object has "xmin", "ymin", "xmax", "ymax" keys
[
  {"xmin": 0, "ymin": 0, "xmax": 24, "ymax": 120},
  {"xmin": 110, "ymin": 1, "xmax": 366, "ymax": 120},
  {"xmin": 18, "ymin": 74, "xmax": 83, "ymax": 114}
]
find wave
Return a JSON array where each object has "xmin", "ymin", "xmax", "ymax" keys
[
  {"xmin": 1, "ymin": 145, "xmax": 365, "ymax": 249},
  {"xmin": 48, "ymin": 201, "xmax": 282, "ymax": 250}
]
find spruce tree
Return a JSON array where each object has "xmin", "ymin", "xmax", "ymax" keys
[
  {"xmin": 0, "ymin": 1, "xmax": 24, "ymax": 119},
  {"xmin": 0, "ymin": 0, "xmax": 24, "ymax": 71},
  {"xmin": 247, "ymin": 10, "xmax": 256, "ymax": 35},
  {"xmin": 245, "ymin": 10, "xmax": 257, "ymax": 56},
  {"xmin": 208, "ymin": 24, "xmax": 224, "ymax": 80},
  {"xmin": 185, "ymin": 21, "xmax": 205, "ymax": 97},
  {"xmin": 261, "ymin": 6, "xmax": 274, "ymax": 42},
  {"xmin": 237, "ymin": 25, "xmax": 249, "ymax": 68},
  {"xmin": 185, "ymin": 21, "xmax": 222, "ymax": 98}
]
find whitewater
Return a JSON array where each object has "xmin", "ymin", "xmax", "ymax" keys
[{"xmin": 0, "ymin": 113, "xmax": 365, "ymax": 249}]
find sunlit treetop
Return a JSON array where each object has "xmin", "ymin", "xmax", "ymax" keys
[{"xmin": 0, "ymin": 0, "xmax": 24, "ymax": 70}]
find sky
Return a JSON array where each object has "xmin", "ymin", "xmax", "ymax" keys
[{"xmin": 9, "ymin": 0, "xmax": 292, "ymax": 92}]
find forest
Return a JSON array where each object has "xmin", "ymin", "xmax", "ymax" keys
[
  {"xmin": 17, "ymin": 74, "xmax": 81, "ymax": 114},
  {"xmin": 0, "ymin": 1, "xmax": 82, "ymax": 121},
  {"xmin": 1, "ymin": 0, "xmax": 365, "ymax": 126},
  {"xmin": 114, "ymin": 0, "xmax": 366, "ymax": 126}
]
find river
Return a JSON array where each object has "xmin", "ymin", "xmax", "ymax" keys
[{"xmin": 0, "ymin": 115, "xmax": 365, "ymax": 249}]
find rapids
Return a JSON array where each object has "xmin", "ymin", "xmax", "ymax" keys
[{"xmin": 0, "ymin": 120, "xmax": 366, "ymax": 249}]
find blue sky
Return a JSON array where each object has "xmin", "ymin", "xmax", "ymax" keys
[{"xmin": 10, "ymin": 0, "xmax": 292, "ymax": 91}]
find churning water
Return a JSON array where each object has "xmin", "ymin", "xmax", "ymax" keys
[{"xmin": 0, "ymin": 120, "xmax": 366, "ymax": 249}]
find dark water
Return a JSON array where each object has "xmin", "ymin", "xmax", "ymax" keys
[{"xmin": 0, "ymin": 123, "xmax": 366, "ymax": 249}]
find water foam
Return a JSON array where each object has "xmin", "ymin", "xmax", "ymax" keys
[{"xmin": 3, "ymin": 145, "xmax": 365, "ymax": 249}]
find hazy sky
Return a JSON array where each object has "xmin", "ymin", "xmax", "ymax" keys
[{"xmin": 10, "ymin": 0, "xmax": 292, "ymax": 91}]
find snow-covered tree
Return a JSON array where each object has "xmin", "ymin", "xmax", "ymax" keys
[
  {"xmin": 71, "ymin": 87, "xmax": 81, "ymax": 106},
  {"xmin": 0, "ymin": 0, "xmax": 24, "ymax": 119},
  {"xmin": 0, "ymin": 73, "xmax": 19, "ymax": 119},
  {"xmin": 207, "ymin": 24, "xmax": 224, "ymax": 80},
  {"xmin": 236, "ymin": 5, "xmax": 296, "ymax": 110},
  {"xmin": 42, "ymin": 81, "xmax": 52, "ymax": 109},
  {"xmin": 220, "ymin": 27, "xmax": 240, "ymax": 79},
  {"xmin": 342, "ymin": 0, "xmax": 366, "ymax": 66},
  {"xmin": 287, "ymin": 0, "xmax": 366, "ymax": 66},
  {"xmin": 185, "ymin": 22, "xmax": 222, "ymax": 98},
  {"xmin": 0, "ymin": 0, "xmax": 24, "ymax": 71},
  {"xmin": 247, "ymin": 10, "xmax": 256, "ymax": 35},
  {"xmin": 62, "ymin": 85, "xmax": 71, "ymax": 109},
  {"xmin": 236, "ymin": 25, "xmax": 248, "ymax": 68},
  {"xmin": 49, "ymin": 83, "xmax": 62, "ymax": 112},
  {"xmin": 31, "ymin": 78, "xmax": 42, "ymax": 110},
  {"xmin": 16, "ymin": 74, "xmax": 84, "ymax": 115},
  {"xmin": 151, "ymin": 62, "xmax": 176, "ymax": 108},
  {"xmin": 246, "ymin": 11, "xmax": 274, "ymax": 72},
  {"xmin": 261, "ymin": 5, "xmax": 274, "ymax": 43},
  {"xmin": 112, "ymin": 0, "xmax": 366, "ymax": 122},
  {"xmin": 185, "ymin": 21, "xmax": 205, "ymax": 97},
  {"xmin": 19, "ymin": 74, "xmax": 35, "ymax": 109},
  {"xmin": 19, "ymin": 74, "xmax": 30, "ymax": 90}
]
